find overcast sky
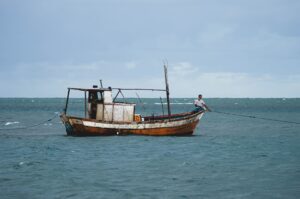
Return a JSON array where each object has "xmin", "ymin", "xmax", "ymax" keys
[{"xmin": 0, "ymin": 0, "xmax": 299, "ymax": 97}]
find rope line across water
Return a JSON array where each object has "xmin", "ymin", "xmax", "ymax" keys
[
  {"xmin": 212, "ymin": 111, "xmax": 300, "ymax": 125},
  {"xmin": 0, "ymin": 114, "xmax": 59, "ymax": 131}
]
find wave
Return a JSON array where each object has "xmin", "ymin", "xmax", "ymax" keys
[{"xmin": 4, "ymin": 121, "xmax": 20, "ymax": 126}]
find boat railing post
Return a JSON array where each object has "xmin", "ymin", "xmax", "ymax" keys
[{"xmin": 64, "ymin": 88, "xmax": 70, "ymax": 114}]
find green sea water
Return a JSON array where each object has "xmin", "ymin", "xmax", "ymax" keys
[{"xmin": 0, "ymin": 98, "xmax": 299, "ymax": 198}]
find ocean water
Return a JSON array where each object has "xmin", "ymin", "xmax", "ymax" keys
[{"xmin": 0, "ymin": 98, "xmax": 299, "ymax": 199}]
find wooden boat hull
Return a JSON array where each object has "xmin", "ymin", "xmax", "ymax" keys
[{"xmin": 60, "ymin": 112, "xmax": 204, "ymax": 136}]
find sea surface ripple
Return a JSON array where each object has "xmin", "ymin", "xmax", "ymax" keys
[{"xmin": 0, "ymin": 98, "xmax": 299, "ymax": 199}]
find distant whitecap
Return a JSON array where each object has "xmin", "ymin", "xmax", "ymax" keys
[{"xmin": 4, "ymin": 121, "xmax": 19, "ymax": 126}]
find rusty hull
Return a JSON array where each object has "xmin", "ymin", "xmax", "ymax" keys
[{"xmin": 60, "ymin": 112, "xmax": 203, "ymax": 136}]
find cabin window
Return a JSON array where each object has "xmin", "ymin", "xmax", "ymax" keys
[
  {"xmin": 88, "ymin": 91, "xmax": 97, "ymax": 103},
  {"xmin": 88, "ymin": 91, "xmax": 103, "ymax": 103}
]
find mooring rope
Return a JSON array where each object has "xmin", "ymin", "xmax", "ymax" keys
[
  {"xmin": 0, "ymin": 114, "xmax": 59, "ymax": 131},
  {"xmin": 212, "ymin": 110, "xmax": 300, "ymax": 125}
]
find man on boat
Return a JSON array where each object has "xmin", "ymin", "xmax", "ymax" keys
[{"xmin": 194, "ymin": 94, "xmax": 211, "ymax": 112}]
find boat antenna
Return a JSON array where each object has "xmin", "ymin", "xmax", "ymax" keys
[
  {"xmin": 160, "ymin": 96, "xmax": 165, "ymax": 115},
  {"xmin": 99, "ymin": 79, "xmax": 103, "ymax": 88},
  {"xmin": 164, "ymin": 62, "xmax": 171, "ymax": 119}
]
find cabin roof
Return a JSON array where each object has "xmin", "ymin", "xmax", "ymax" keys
[{"xmin": 68, "ymin": 87, "xmax": 112, "ymax": 92}]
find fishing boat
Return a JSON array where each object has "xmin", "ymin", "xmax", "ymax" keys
[{"xmin": 60, "ymin": 66, "xmax": 205, "ymax": 136}]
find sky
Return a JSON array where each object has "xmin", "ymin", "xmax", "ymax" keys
[{"xmin": 0, "ymin": 0, "xmax": 299, "ymax": 98}]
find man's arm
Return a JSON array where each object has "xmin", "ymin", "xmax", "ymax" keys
[{"xmin": 204, "ymin": 104, "xmax": 212, "ymax": 112}]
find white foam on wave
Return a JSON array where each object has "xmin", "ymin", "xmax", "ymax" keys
[{"xmin": 4, "ymin": 121, "xmax": 20, "ymax": 126}]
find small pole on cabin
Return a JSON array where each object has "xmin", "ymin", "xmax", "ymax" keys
[
  {"xmin": 64, "ymin": 88, "xmax": 70, "ymax": 114},
  {"xmin": 99, "ymin": 80, "xmax": 104, "ymax": 100},
  {"xmin": 84, "ymin": 91, "xmax": 87, "ymax": 118},
  {"xmin": 164, "ymin": 64, "xmax": 171, "ymax": 118},
  {"xmin": 160, "ymin": 96, "xmax": 165, "ymax": 116}
]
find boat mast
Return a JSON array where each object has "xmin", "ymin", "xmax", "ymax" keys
[
  {"xmin": 84, "ymin": 91, "xmax": 87, "ymax": 118},
  {"xmin": 164, "ymin": 64, "xmax": 171, "ymax": 118},
  {"xmin": 64, "ymin": 88, "xmax": 70, "ymax": 114}
]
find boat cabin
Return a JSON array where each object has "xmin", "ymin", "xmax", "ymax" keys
[{"xmin": 64, "ymin": 87, "xmax": 137, "ymax": 123}]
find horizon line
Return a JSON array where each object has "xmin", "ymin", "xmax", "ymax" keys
[{"xmin": 0, "ymin": 97, "xmax": 299, "ymax": 99}]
